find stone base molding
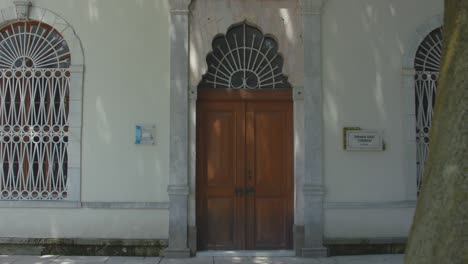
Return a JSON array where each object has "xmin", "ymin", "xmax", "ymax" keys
[
  {"xmin": 166, "ymin": 185, "xmax": 190, "ymax": 258},
  {"xmin": 301, "ymin": 247, "xmax": 328, "ymax": 258},
  {"xmin": 163, "ymin": 248, "xmax": 191, "ymax": 258},
  {"xmin": 0, "ymin": 238, "xmax": 167, "ymax": 256},
  {"xmin": 325, "ymin": 237, "xmax": 407, "ymax": 256}
]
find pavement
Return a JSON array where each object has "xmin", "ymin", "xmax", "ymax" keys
[{"xmin": 0, "ymin": 254, "xmax": 404, "ymax": 264}]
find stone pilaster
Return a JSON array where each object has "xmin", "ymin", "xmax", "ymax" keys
[
  {"xmin": 188, "ymin": 85, "xmax": 198, "ymax": 255},
  {"xmin": 293, "ymin": 86, "xmax": 305, "ymax": 256},
  {"xmin": 166, "ymin": 0, "xmax": 192, "ymax": 258},
  {"xmin": 299, "ymin": 0, "xmax": 328, "ymax": 258}
]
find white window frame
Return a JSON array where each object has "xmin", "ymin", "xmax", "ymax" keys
[{"xmin": 0, "ymin": 1, "xmax": 83, "ymax": 207}]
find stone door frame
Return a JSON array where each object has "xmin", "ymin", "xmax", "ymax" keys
[{"xmin": 166, "ymin": 0, "xmax": 328, "ymax": 258}]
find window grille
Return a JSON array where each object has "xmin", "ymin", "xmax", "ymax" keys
[
  {"xmin": 199, "ymin": 22, "xmax": 290, "ymax": 89},
  {"xmin": 414, "ymin": 27, "xmax": 442, "ymax": 192},
  {"xmin": 0, "ymin": 21, "xmax": 71, "ymax": 200}
]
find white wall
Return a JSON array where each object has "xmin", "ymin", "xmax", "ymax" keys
[
  {"xmin": 0, "ymin": 0, "xmax": 172, "ymax": 239},
  {"xmin": 0, "ymin": 0, "xmax": 444, "ymax": 241},
  {"xmin": 322, "ymin": 0, "xmax": 443, "ymax": 238}
]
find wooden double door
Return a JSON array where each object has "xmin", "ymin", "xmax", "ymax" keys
[{"xmin": 196, "ymin": 89, "xmax": 293, "ymax": 250}]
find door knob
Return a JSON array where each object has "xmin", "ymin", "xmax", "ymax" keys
[{"xmin": 246, "ymin": 187, "xmax": 255, "ymax": 196}]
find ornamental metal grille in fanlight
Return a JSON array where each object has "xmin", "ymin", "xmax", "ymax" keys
[
  {"xmin": 414, "ymin": 27, "xmax": 442, "ymax": 193},
  {"xmin": 199, "ymin": 22, "xmax": 290, "ymax": 89},
  {"xmin": 0, "ymin": 21, "xmax": 71, "ymax": 200}
]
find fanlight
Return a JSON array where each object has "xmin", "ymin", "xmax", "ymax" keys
[
  {"xmin": 414, "ymin": 27, "xmax": 442, "ymax": 72},
  {"xmin": 199, "ymin": 22, "xmax": 290, "ymax": 89},
  {"xmin": 0, "ymin": 21, "xmax": 70, "ymax": 69}
]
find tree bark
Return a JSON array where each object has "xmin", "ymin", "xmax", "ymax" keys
[{"xmin": 405, "ymin": 1, "xmax": 468, "ymax": 263}]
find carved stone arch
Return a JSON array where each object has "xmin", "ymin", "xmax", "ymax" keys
[
  {"xmin": 0, "ymin": 1, "xmax": 84, "ymax": 203},
  {"xmin": 198, "ymin": 21, "xmax": 291, "ymax": 89}
]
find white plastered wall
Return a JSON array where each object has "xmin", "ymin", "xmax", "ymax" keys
[
  {"xmin": 0, "ymin": 0, "xmax": 172, "ymax": 239},
  {"xmin": 0, "ymin": 0, "xmax": 445, "ymax": 241},
  {"xmin": 322, "ymin": 0, "xmax": 443, "ymax": 238}
]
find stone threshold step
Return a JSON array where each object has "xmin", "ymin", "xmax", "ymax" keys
[{"xmin": 196, "ymin": 250, "xmax": 295, "ymax": 257}]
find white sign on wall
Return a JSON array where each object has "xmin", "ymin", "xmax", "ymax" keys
[{"xmin": 345, "ymin": 130, "xmax": 383, "ymax": 151}]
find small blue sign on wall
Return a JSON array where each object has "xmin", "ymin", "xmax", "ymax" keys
[
  {"xmin": 135, "ymin": 124, "xmax": 155, "ymax": 145},
  {"xmin": 135, "ymin": 125, "xmax": 142, "ymax": 144}
]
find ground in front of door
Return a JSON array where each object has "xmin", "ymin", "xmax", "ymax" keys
[{"xmin": 0, "ymin": 254, "xmax": 403, "ymax": 264}]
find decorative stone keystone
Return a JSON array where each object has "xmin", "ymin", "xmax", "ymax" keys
[{"xmin": 13, "ymin": 0, "xmax": 31, "ymax": 20}]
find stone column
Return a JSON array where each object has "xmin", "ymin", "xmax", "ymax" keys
[
  {"xmin": 299, "ymin": 0, "xmax": 328, "ymax": 257},
  {"xmin": 166, "ymin": 0, "xmax": 191, "ymax": 258}
]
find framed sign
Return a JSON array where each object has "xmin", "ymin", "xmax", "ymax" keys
[{"xmin": 344, "ymin": 128, "xmax": 384, "ymax": 151}]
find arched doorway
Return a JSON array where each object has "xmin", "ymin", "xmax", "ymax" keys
[{"xmin": 196, "ymin": 22, "xmax": 294, "ymax": 250}]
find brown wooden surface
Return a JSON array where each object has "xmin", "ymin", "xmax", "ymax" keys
[
  {"xmin": 197, "ymin": 89, "xmax": 293, "ymax": 250},
  {"xmin": 245, "ymin": 102, "xmax": 293, "ymax": 249},
  {"xmin": 197, "ymin": 89, "xmax": 292, "ymax": 101},
  {"xmin": 196, "ymin": 101, "xmax": 246, "ymax": 250}
]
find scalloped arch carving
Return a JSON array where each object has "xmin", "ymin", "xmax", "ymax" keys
[{"xmin": 199, "ymin": 21, "xmax": 291, "ymax": 89}]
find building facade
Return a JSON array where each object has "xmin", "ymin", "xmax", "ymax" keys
[{"xmin": 0, "ymin": 0, "xmax": 444, "ymax": 258}]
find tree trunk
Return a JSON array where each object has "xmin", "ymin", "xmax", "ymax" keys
[{"xmin": 405, "ymin": 1, "xmax": 468, "ymax": 263}]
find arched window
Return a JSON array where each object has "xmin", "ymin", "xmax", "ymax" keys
[
  {"xmin": 199, "ymin": 21, "xmax": 290, "ymax": 89},
  {"xmin": 0, "ymin": 21, "xmax": 71, "ymax": 200},
  {"xmin": 414, "ymin": 27, "xmax": 442, "ymax": 192}
]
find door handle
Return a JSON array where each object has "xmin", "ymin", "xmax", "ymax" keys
[
  {"xmin": 246, "ymin": 187, "xmax": 255, "ymax": 196},
  {"xmin": 235, "ymin": 187, "xmax": 244, "ymax": 196}
]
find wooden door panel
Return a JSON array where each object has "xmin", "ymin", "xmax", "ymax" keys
[
  {"xmin": 252, "ymin": 111, "xmax": 285, "ymax": 196},
  {"xmin": 204, "ymin": 111, "xmax": 235, "ymax": 187},
  {"xmin": 197, "ymin": 89, "xmax": 293, "ymax": 250},
  {"xmin": 246, "ymin": 102, "xmax": 293, "ymax": 250},
  {"xmin": 254, "ymin": 198, "xmax": 288, "ymax": 248},
  {"xmin": 197, "ymin": 101, "xmax": 245, "ymax": 250},
  {"xmin": 205, "ymin": 198, "xmax": 235, "ymax": 246}
]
